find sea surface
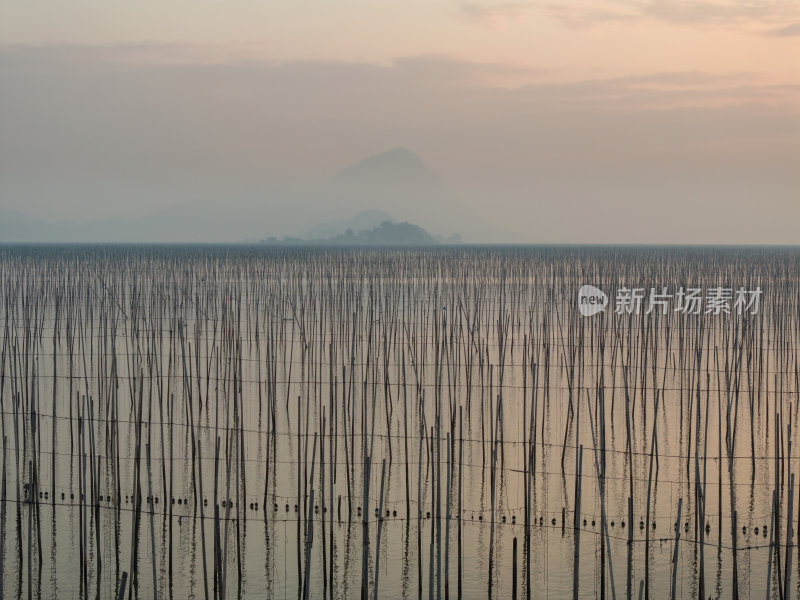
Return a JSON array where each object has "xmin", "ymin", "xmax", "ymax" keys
[{"xmin": 1, "ymin": 245, "xmax": 798, "ymax": 599}]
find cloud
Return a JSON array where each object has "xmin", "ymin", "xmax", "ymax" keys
[
  {"xmin": 459, "ymin": 2, "xmax": 534, "ymax": 26},
  {"xmin": 763, "ymin": 23, "xmax": 800, "ymax": 37},
  {"xmin": 640, "ymin": 0, "xmax": 794, "ymax": 26},
  {"xmin": 544, "ymin": 3, "xmax": 638, "ymax": 28},
  {"xmin": 530, "ymin": 1, "xmax": 800, "ymax": 29}
]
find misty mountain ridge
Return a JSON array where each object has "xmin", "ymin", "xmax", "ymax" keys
[
  {"xmin": 332, "ymin": 147, "xmax": 441, "ymax": 189},
  {"xmin": 303, "ymin": 209, "xmax": 394, "ymax": 240},
  {"xmin": 0, "ymin": 148, "xmax": 462, "ymax": 243},
  {"xmin": 262, "ymin": 218, "xmax": 461, "ymax": 247}
]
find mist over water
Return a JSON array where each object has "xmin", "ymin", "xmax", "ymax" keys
[{"xmin": 1, "ymin": 245, "xmax": 798, "ymax": 599}]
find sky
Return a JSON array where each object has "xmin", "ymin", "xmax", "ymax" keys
[{"xmin": 1, "ymin": 1, "xmax": 798, "ymax": 243}]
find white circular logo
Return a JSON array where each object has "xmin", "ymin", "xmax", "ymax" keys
[{"xmin": 578, "ymin": 285, "xmax": 608, "ymax": 317}]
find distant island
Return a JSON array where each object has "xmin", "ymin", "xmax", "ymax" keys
[{"xmin": 261, "ymin": 220, "xmax": 461, "ymax": 246}]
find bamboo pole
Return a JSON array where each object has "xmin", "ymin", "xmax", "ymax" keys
[
  {"xmin": 669, "ymin": 498, "xmax": 682, "ymax": 600},
  {"xmin": 146, "ymin": 443, "xmax": 158, "ymax": 600}
]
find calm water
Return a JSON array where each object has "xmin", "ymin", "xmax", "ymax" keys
[{"xmin": 1, "ymin": 245, "xmax": 799, "ymax": 599}]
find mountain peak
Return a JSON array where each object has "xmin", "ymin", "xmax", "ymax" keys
[
  {"xmin": 332, "ymin": 147, "xmax": 440, "ymax": 188},
  {"xmin": 376, "ymin": 146, "xmax": 422, "ymax": 162}
]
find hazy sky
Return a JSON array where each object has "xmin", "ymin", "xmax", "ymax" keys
[{"xmin": 1, "ymin": 1, "xmax": 798, "ymax": 243}]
